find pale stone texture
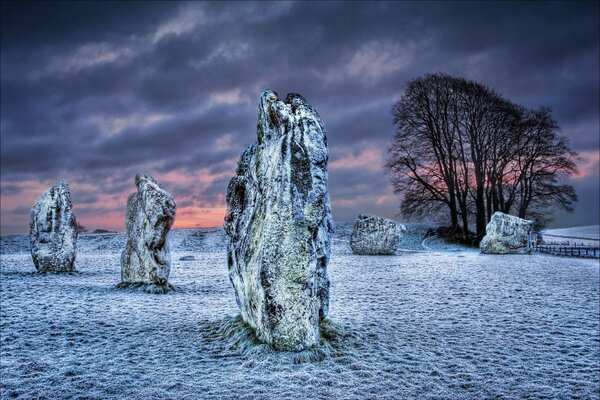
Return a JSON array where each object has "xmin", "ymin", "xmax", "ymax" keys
[
  {"xmin": 29, "ymin": 180, "xmax": 77, "ymax": 272},
  {"xmin": 224, "ymin": 90, "xmax": 333, "ymax": 351},
  {"xmin": 350, "ymin": 215, "xmax": 405, "ymax": 255},
  {"xmin": 119, "ymin": 174, "xmax": 176, "ymax": 293},
  {"xmin": 480, "ymin": 212, "xmax": 533, "ymax": 254}
]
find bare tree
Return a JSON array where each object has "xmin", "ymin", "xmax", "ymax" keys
[
  {"xmin": 513, "ymin": 107, "xmax": 578, "ymax": 220},
  {"xmin": 76, "ymin": 222, "xmax": 87, "ymax": 234},
  {"xmin": 387, "ymin": 74, "xmax": 465, "ymax": 233},
  {"xmin": 387, "ymin": 74, "xmax": 578, "ymax": 244}
]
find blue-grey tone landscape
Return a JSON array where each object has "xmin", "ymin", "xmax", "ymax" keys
[
  {"xmin": 1, "ymin": 227, "xmax": 599, "ymax": 399},
  {"xmin": 1, "ymin": 2, "xmax": 599, "ymax": 399},
  {"xmin": 1, "ymin": 1, "xmax": 599, "ymax": 234}
]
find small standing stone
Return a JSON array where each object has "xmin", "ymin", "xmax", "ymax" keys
[
  {"xmin": 350, "ymin": 214, "xmax": 405, "ymax": 255},
  {"xmin": 119, "ymin": 174, "xmax": 176, "ymax": 293},
  {"xmin": 29, "ymin": 180, "xmax": 78, "ymax": 272},
  {"xmin": 480, "ymin": 212, "xmax": 533, "ymax": 254}
]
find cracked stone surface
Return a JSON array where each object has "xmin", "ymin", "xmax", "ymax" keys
[
  {"xmin": 350, "ymin": 214, "xmax": 405, "ymax": 255},
  {"xmin": 224, "ymin": 90, "xmax": 333, "ymax": 351},
  {"xmin": 480, "ymin": 212, "xmax": 533, "ymax": 254},
  {"xmin": 120, "ymin": 174, "xmax": 176, "ymax": 292},
  {"xmin": 29, "ymin": 180, "xmax": 77, "ymax": 272}
]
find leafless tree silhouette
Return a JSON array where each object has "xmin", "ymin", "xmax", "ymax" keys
[{"xmin": 386, "ymin": 74, "xmax": 577, "ymax": 243}]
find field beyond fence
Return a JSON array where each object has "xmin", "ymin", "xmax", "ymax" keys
[{"xmin": 531, "ymin": 226, "xmax": 600, "ymax": 258}]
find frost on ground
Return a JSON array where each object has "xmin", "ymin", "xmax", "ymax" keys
[
  {"xmin": 1, "ymin": 228, "xmax": 599, "ymax": 399},
  {"xmin": 542, "ymin": 225, "xmax": 600, "ymax": 247}
]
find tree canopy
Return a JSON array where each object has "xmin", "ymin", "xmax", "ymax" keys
[{"xmin": 386, "ymin": 73, "xmax": 577, "ymax": 243}]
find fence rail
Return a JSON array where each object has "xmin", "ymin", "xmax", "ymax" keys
[
  {"xmin": 532, "ymin": 244, "xmax": 600, "ymax": 258},
  {"xmin": 541, "ymin": 233, "xmax": 600, "ymax": 241}
]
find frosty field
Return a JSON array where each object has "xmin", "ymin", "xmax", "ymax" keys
[
  {"xmin": 1, "ymin": 228, "xmax": 599, "ymax": 399},
  {"xmin": 543, "ymin": 225, "xmax": 600, "ymax": 240},
  {"xmin": 542, "ymin": 225, "xmax": 600, "ymax": 248}
]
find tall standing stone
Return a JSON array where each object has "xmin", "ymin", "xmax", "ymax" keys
[
  {"xmin": 119, "ymin": 174, "xmax": 176, "ymax": 293},
  {"xmin": 29, "ymin": 180, "xmax": 77, "ymax": 272},
  {"xmin": 480, "ymin": 212, "xmax": 533, "ymax": 254},
  {"xmin": 224, "ymin": 90, "xmax": 333, "ymax": 351}
]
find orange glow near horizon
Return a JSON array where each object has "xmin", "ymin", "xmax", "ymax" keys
[
  {"xmin": 172, "ymin": 206, "xmax": 228, "ymax": 229},
  {"xmin": 0, "ymin": 169, "xmax": 231, "ymax": 235},
  {"xmin": 1, "ymin": 148, "xmax": 597, "ymax": 235}
]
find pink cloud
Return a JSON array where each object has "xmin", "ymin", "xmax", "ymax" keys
[
  {"xmin": 573, "ymin": 150, "xmax": 599, "ymax": 179},
  {"xmin": 330, "ymin": 147, "xmax": 385, "ymax": 171}
]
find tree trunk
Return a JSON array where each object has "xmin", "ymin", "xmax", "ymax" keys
[
  {"xmin": 475, "ymin": 181, "xmax": 487, "ymax": 242},
  {"xmin": 491, "ymin": 182, "xmax": 500, "ymax": 213},
  {"xmin": 486, "ymin": 190, "xmax": 493, "ymax": 222},
  {"xmin": 449, "ymin": 194, "xmax": 459, "ymax": 231},
  {"xmin": 461, "ymin": 210, "xmax": 470, "ymax": 241}
]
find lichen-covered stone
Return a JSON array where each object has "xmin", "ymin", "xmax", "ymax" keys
[
  {"xmin": 119, "ymin": 174, "xmax": 176, "ymax": 293},
  {"xmin": 29, "ymin": 180, "xmax": 77, "ymax": 272},
  {"xmin": 350, "ymin": 214, "xmax": 405, "ymax": 255},
  {"xmin": 480, "ymin": 212, "xmax": 533, "ymax": 254},
  {"xmin": 224, "ymin": 90, "xmax": 333, "ymax": 351}
]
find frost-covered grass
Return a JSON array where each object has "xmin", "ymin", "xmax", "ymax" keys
[
  {"xmin": 1, "ymin": 230, "xmax": 599, "ymax": 399},
  {"xmin": 542, "ymin": 225, "xmax": 600, "ymax": 247},
  {"xmin": 543, "ymin": 225, "xmax": 599, "ymax": 240}
]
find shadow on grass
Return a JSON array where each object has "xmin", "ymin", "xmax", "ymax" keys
[
  {"xmin": 114, "ymin": 282, "xmax": 177, "ymax": 294},
  {"xmin": 203, "ymin": 315, "xmax": 357, "ymax": 364}
]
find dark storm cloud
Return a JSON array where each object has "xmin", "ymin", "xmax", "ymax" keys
[
  {"xmin": 1, "ymin": 1, "xmax": 598, "ymax": 234},
  {"xmin": 0, "ymin": 1, "xmax": 171, "ymax": 47}
]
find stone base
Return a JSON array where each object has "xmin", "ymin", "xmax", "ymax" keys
[
  {"xmin": 215, "ymin": 315, "xmax": 345, "ymax": 361},
  {"xmin": 34, "ymin": 268, "xmax": 78, "ymax": 274},
  {"xmin": 35, "ymin": 265, "xmax": 77, "ymax": 273},
  {"xmin": 115, "ymin": 282, "xmax": 176, "ymax": 294}
]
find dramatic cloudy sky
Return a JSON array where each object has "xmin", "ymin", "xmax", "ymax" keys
[{"xmin": 1, "ymin": 1, "xmax": 598, "ymax": 235}]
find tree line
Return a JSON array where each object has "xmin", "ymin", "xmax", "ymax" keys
[{"xmin": 386, "ymin": 73, "xmax": 578, "ymax": 243}]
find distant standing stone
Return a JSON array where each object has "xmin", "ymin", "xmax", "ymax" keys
[
  {"xmin": 225, "ymin": 90, "xmax": 333, "ymax": 351},
  {"xmin": 480, "ymin": 212, "xmax": 533, "ymax": 254},
  {"xmin": 29, "ymin": 180, "xmax": 77, "ymax": 272},
  {"xmin": 119, "ymin": 174, "xmax": 176, "ymax": 293},
  {"xmin": 350, "ymin": 214, "xmax": 405, "ymax": 255}
]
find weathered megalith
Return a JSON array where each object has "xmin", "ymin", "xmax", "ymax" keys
[
  {"xmin": 480, "ymin": 212, "xmax": 533, "ymax": 254},
  {"xmin": 29, "ymin": 180, "xmax": 77, "ymax": 272},
  {"xmin": 224, "ymin": 90, "xmax": 333, "ymax": 351},
  {"xmin": 119, "ymin": 174, "xmax": 176, "ymax": 293},
  {"xmin": 350, "ymin": 214, "xmax": 405, "ymax": 255}
]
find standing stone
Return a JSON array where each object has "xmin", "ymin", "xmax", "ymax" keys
[
  {"xmin": 29, "ymin": 180, "xmax": 77, "ymax": 272},
  {"xmin": 350, "ymin": 214, "xmax": 405, "ymax": 255},
  {"xmin": 224, "ymin": 90, "xmax": 333, "ymax": 351},
  {"xmin": 119, "ymin": 174, "xmax": 176, "ymax": 293},
  {"xmin": 480, "ymin": 212, "xmax": 533, "ymax": 254}
]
